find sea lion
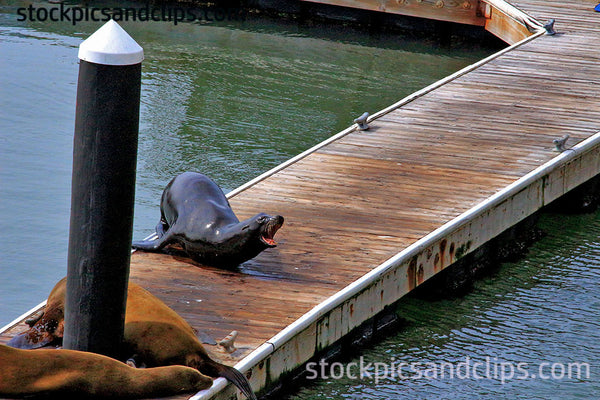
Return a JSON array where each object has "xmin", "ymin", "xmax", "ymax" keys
[
  {"xmin": 7, "ymin": 277, "xmax": 66, "ymax": 350},
  {"xmin": 0, "ymin": 344, "xmax": 211, "ymax": 398},
  {"xmin": 8, "ymin": 277, "xmax": 257, "ymax": 400},
  {"xmin": 132, "ymin": 172, "xmax": 284, "ymax": 267}
]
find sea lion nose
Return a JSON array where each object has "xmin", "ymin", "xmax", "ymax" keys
[{"xmin": 275, "ymin": 215, "xmax": 284, "ymax": 225}]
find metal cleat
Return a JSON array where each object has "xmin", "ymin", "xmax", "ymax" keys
[
  {"xmin": 544, "ymin": 19, "xmax": 556, "ymax": 35},
  {"xmin": 354, "ymin": 112, "xmax": 370, "ymax": 131},
  {"xmin": 553, "ymin": 134, "xmax": 569, "ymax": 152},
  {"xmin": 218, "ymin": 330, "xmax": 238, "ymax": 353}
]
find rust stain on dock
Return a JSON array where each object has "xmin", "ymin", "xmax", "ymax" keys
[{"xmin": 3, "ymin": 0, "xmax": 600, "ymax": 399}]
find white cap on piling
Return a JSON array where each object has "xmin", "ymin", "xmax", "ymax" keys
[{"xmin": 78, "ymin": 20, "xmax": 144, "ymax": 66}]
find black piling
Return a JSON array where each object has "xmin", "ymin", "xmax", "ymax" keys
[{"xmin": 63, "ymin": 20, "xmax": 144, "ymax": 359}]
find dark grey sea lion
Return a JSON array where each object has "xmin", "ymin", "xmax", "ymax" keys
[{"xmin": 132, "ymin": 172, "xmax": 284, "ymax": 267}]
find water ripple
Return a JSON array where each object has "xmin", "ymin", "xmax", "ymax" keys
[{"xmin": 289, "ymin": 211, "xmax": 600, "ymax": 399}]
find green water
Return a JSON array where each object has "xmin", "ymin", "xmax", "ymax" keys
[
  {"xmin": 288, "ymin": 211, "xmax": 600, "ymax": 399},
  {"xmin": 3, "ymin": 1, "xmax": 597, "ymax": 398},
  {"xmin": 0, "ymin": 0, "xmax": 489, "ymax": 325}
]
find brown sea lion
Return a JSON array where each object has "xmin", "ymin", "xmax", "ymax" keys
[
  {"xmin": 132, "ymin": 171, "xmax": 284, "ymax": 268},
  {"xmin": 8, "ymin": 277, "xmax": 257, "ymax": 400},
  {"xmin": 0, "ymin": 343, "xmax": 211, "ymax": 398}
]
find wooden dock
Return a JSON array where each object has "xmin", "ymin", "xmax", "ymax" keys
[{"xmin": 3, "ymin": 0, "xmax": 600, "ymax": 399}]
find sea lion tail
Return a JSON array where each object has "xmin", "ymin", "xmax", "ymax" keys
[{"xmin": 215, "ymin": 364, "xmax": 257, "ymax": 400}]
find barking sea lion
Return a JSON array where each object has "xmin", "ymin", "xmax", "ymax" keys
[
  {"xmin": 0, "ymin": 344, "xmax": 211, "ymax": 398},
  {"xmin": 8, "ymin": 277, "xmax": 257, "ymax": 400},
  {"xmin": 132, "ymin": 172, "xmax": 284, "ymax": 267}
]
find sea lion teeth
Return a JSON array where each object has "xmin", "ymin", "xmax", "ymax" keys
[{"xmin": 132, "ymin": 172, "xmax": 284, "ymax": 268}]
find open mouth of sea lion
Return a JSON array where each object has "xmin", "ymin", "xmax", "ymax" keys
[{"xmin": 260, "ymin": 215, "xmax": 284, "ymax": 247}]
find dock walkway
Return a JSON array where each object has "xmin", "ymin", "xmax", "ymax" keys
[{"xmin": 2, "ymin": 1, "xmax": 600, "ymax": 399}]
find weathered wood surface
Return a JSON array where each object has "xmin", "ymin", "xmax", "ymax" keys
[
  {"xmin": 483, "ymin": 1, "xmax": 536, "ymax": 44},
  {"xmin": 300, "ymin": 0, "xmax": 487, "ymax": 26},
  {"xmin": 2, "ymin": 0, "xmax": 600, "ymax": 399}
]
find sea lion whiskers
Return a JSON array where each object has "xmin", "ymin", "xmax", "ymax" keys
[{"xmin": 259, "ymin": 214, "xmax": 284, "ymax": 247}]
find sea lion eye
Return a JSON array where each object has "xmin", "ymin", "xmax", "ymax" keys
[{"xmin": 257, "ymin": 216, "xmax": 267, "ymax": 223}]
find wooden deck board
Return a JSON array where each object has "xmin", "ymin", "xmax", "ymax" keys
[
  {"xmin": 138, "ymin": 14, "xmax": 600, "ymax": 363},
  {"xmin": 2, "ymin": 1, "xmax": 600, "ymax": 399}
]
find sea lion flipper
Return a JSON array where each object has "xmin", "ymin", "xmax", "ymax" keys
[
  {"xmin": 7, "ymin": 333, "xmax": 33, "ymax": 349},
  {"xmin": 156, "ymin": 218, "xmax": 169, "ymax": 239},
  {"xmin": 216, "ymin": 364, "xmax": 257, "ymax": 400},
  {"xmin": 126, "ymin": 354, "xmax": 147, "ymax": 368},
  {"xmin": 7, "ymin": 331, "xmax": 56, "ymax": 350},
  {"xmin": 25, "ymin": 309, "xmax": 45, "ymax": 327},
  {"xmin": 132, "ymin": 231, "xmax": 175, "ymax": 252}
]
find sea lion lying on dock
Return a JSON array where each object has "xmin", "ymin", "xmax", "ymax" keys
[
  {"xmin": 8, "ymin": 277, "xmax": 257, "ymax": 400},
  {"xmin": 132, "ymin": 171, "xmax": 284, "ymax": 268},
  {"xmin": 0, "ymin": 344, "xmax": 211, "ymax": 398}
]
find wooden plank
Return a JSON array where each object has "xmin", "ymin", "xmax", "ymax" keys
[
  {"xmin": 3, "ymin": 1, "xmax": 600, "ymax": 399},
  {"xmin": 481, "ymin": 0, "xmax": 538, "ymax": 44},
  {"xmin": 300, "ymin": 0, "xmax": 486, "ymax": 26}
]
